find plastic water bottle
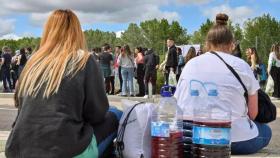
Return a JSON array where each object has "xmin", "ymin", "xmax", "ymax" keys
[
  {"xmin": 182, "ymin": 89, "xmax": 198, "ymax": 157},
  {"xmin": 151, "ymin": 85, "xmax": 183, "ymax": 158},
  {"xmin": 192, "ymin": 88, "xmax": 231, "ymax": 158}
]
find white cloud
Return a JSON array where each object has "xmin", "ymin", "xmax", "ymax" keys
[
  {"xmin": 116, "ymin": 30, "xmax": 124, "ymax": 38},
  {"xmin": 0, "ymin": 33, "xmax": 22, "ymax": 40},
  {"xmin": 0, "ymin": 18, "xmax": 16, "ymax": 36},
  {"xmin": 0, "ymin": 0, "xmax": 179, "ymax": 27},
  {"xmin": 176, "ymin": 0, "xmax": 212, "ymax": 5},
  {"xmin": 203, "ymin": 5, "xmax": 255, "ymax": 24}
]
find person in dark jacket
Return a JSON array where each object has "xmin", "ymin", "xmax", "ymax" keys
[
  {"xmin": 5, "ymin": 9, "xmax": 122, "ymax": 158},
  {"xmin": 0, "ymin": 46, "xmax": 12, "ymax": 92},
  {"xmin": 165, "ymin": 38, "xmax": 178, "ymax": 85},
  {"xmin": 144, "ymin": 49, "xmax": 159, "ymax": 98}
]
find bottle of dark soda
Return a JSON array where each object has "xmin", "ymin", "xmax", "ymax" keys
[
  {"xmin": 151, "ymin": 85, "xmax": 183, "ymax": 158},
  {"xmin": 192, "ymin": 89, "xmax": 231, "ymax": 158}
]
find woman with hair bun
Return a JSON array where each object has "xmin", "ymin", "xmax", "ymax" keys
[{"xmin": 175, "ymin": 13, "xmax": 271, "ymax": 155}]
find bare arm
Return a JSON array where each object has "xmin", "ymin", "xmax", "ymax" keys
[{"xmin": 248, "ymin": 92, "xmax": 258, "ymax": 120}]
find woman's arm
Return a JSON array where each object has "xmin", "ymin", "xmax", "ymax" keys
[
  {"xmin": 83, "ymin": 56, "xmax": 109, "ymax": 125},
  {"xmin": 248, "ymin": 92, "xmax": 258, "ymax": 120}
]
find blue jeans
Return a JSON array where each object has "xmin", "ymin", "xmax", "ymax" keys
[
  {"xmin": 121, "ymin": 67, "xmax": 134, "ymax": 95},
  {"xmin": 75, "ymin": 107, "xmax": 122, "ymax": 158},
  {"xmin": 2, "ymin": 68, "xmax": 12, "ymax": 90},
  {"xmin": 231, "ymin": 122, "xmax": 272, "ymax": 155}
]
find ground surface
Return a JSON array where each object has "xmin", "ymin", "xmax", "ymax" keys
[{"xmin": 0, "ymin": 93, "xmax": 279, "ymax": 158}]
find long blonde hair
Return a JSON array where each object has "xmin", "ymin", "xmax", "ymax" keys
[{"xmin": 18, "ymin": 9, "xmax": 90, "ymax": 98}]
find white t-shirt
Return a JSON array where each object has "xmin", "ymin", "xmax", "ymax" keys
[
  {"xmin": 268, "ymin": 52, "xmax": 280, "ymax": 69},
  {"xmin": 174, "ymin": 52, "xmax": 260, "ymax": 142}
]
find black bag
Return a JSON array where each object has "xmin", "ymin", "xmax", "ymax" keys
[{"xmin": 211, "ymin": 51, "xmax": 277, "ymax": 123}]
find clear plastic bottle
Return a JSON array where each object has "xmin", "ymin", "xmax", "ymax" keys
[
  {"xmin": 192, "ymin": 89, "xmax": 231, "ymax": 158},
  {"xmin": 151, "ymin": 85, "xmax": 183, "ymax": 158},
  {"xmin": 182, "ymin": 89, "xmax": 198, "ymax": 157}
]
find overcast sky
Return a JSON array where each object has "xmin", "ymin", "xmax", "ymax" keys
[{"xmin": 0, "ymin": 0, "xmax": 279, "ymax": 40}]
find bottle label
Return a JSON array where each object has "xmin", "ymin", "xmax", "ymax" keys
[
  {"xmin": 151, "ymin": 122, "xmax": 170, "ymax": 137},
  {"xmin": 193, "ymin": 126, "xmax": 230, "ymax": 145}
]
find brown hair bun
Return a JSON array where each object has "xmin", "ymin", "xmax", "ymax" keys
[{"xmin": 216, "ymin": 13, "xmax": 229, "ymax": 25}]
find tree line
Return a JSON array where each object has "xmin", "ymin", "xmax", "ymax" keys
[{"xmin": 1, "ymin": 14, "xmax": 279, "ymax": 65}]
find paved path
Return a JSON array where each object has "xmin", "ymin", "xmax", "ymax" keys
[{"xmin": 0, "ymin": 94, "xmax": 280, "ymax": 158}]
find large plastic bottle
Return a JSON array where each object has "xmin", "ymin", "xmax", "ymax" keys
[
  {"xmin": 182, "ymin": 89, "xmax": 198, "ymax": 157},
  {"xmin": 151, "ymin": 85, "xmax": 183, "ymax": 158},
  {"xmin": 192, "ymin": 88, "xmax": 231, "ymax": 158}
]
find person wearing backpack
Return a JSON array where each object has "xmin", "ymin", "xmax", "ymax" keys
[
  {"xmin": 143, "ymin": 49, "xmax": 159, "ymax": 98},
  {"xmin": 175, "ymin": 13, "xmax": 271, "ymax": 155}
]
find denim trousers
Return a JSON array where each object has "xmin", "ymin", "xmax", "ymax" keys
[
  {"xmin": 231, "ymin": 121, "xmax": 272, "ymax": 155},
  {"xmin": 121, "ymin": 67, "xmax": 134, "ymax": 95}
]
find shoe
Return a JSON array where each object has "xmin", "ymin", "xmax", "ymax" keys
[
  {"xmin": 120, "ymin": 94, "xmax": 127, "ymax": 97},
  {"xmin": 143, "ymin": 95, "xmax": 149, "ymax": 99},
  {"xmin": 136, "ymin": 94, "xmax": 144, "ymax": 97},
  {"xmin": 130, "ymin": 95, "xmax": 135, "ymax": 97},
  {"xmin": 109, "ymin": 92, "xmax": 115, "ymax": 95}
]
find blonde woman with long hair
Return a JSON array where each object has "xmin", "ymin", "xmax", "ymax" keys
[{"xmin": 5, "ymin": 9, "xmax": 122, "ymax": 158}]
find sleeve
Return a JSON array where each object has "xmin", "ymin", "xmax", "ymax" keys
[
  {"xmin": 117, "ymin": 55, "xmax": 121, "ymax": 66},
  {"xmin": 242, "ymin": 63, "xmax": 260, "ymax": 95},
  {"xmin": 83, "ymin": 56, "xmax": 109, "ymax": 125},
  {"xmin": 267, "ymin": 52, "xmax": 274, "ymax": 73},
  {"xmin": 155, "ymin": 54, "xmax": 160, "ymax": 65},
  {"xmin": 172, "ymin": 48, "xmax": 178, "ymax": 66}
]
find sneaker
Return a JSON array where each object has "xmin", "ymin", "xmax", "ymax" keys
[{"xmin": 143, "ymin": 95, "xmax": 149, "ymax": 99}]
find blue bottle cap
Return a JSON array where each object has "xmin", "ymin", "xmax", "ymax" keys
[
  {"xmin": 190, "ymin": 90, "xmax": 199, "ymax": 96},
  {"xmin": 160, "ymin": 85, "xmax": 176, "ymax": 97},
  {"xmin": 208, "ymin": 89, "xmax": 218, "ymax": 96}
]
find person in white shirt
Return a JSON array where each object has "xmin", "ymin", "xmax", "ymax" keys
[
  {"xmin": 175, "ymin": 13, "xmax": 271, "ymax": 155},
  {"xmin": 267, "ymin": 44, "xmax": 280, "ymax": 98}
]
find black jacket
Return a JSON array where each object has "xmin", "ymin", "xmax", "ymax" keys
[
  {"xmin": 166, "ymin": 45, "xmax": 178, "ymax": 67},
  {"xmin": 5, "ymin": 55, "xmax": 109, "ymax": 158},
  {"xmin": 144, "ymin": 50, "xmax": 159, "ymax": 69}
]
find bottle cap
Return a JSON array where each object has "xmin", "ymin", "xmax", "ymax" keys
[{"xmin": 160, "ymin": 85, "xmax": 176, "ymax": 97}]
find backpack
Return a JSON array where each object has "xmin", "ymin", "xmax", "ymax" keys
[
  {"xmin": 259, "ymin": 63, "xmax": 267, "ymax": 81},
  {"xmin": 178, "ymin": 55, "xmax": 185, "ymax": 66},
  {"xmin": 116, "ymin": 100, "xmax": 155, "ymax": 158}
]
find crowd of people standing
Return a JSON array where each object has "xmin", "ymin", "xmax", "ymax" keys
[
  {"xmin": 0, "ymin": 46, "xmax": 30, "ymax": 92},
  {"xmin": 91, "ymin": 38, "xmax": 203, "ymax": 98}
]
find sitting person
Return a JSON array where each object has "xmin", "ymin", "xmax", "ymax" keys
[
  {"xmin": 175, "ymin": 13, "xmax": 271, "ymax": 155},
  {"xmin": 5, "ymin": 9, "xmax": 122, "ymax": 158}
]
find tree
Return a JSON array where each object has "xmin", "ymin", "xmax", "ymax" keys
[
  {"xmin": 140, "ymin": 19, "xmax": 189, "ymax": 55},
  {"xmin": 84, "ymin": 29, "xmax": 116, "ymax": 49},
  {"xmin": 121, "ymin": 23, "xmax": 148, "ymax": 49},
  {"xmin": 242, "ymin": 14, "xmax": 280, "ymax": 65},
  {"xmin": 190, "ymin": 19, "xmax": 214, "ymax": 45}
]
